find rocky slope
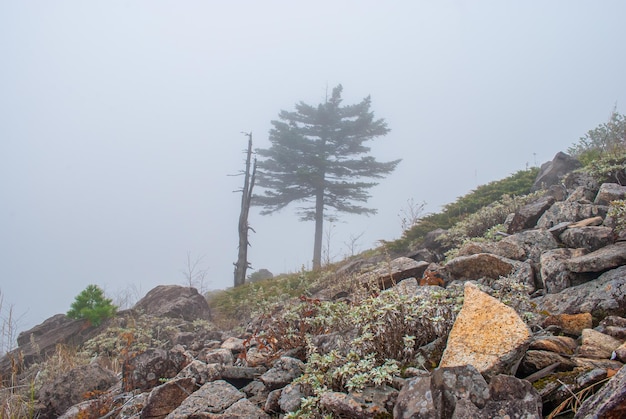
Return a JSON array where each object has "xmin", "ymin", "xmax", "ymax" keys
[{"xmin": 1, "ymin": 152, "xmax": 626, "ymax": 418}]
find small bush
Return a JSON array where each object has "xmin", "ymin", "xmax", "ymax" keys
[
  {"xmin": 568, "ymin": 110, "xmax": 626, "ymax": 160},
  {"xmin": 260, "ymin": 286, "xmax": 463, "ymax": 417},
  {"xmin": 581, "ymin": 151, "xmax": 626, "ymax": 185},
  {"xmin": 67, "ymin": 285, "xmax": 117, "ymax": 326}
]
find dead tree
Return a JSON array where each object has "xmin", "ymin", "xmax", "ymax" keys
[{"xmin": 233, "ymin": 132, "xmax": 257, "ymax": 287}]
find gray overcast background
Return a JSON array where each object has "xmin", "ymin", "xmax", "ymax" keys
[{"xmin": 2, "ymin": 1, "xmax": 626, "ymax": 334}]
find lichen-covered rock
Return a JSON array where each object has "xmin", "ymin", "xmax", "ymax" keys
[
  {"xmin": 394, "ymin": 365, "xmax": 490, "ymax": 419},
  {"xmin": 278, "ymin": 383, "xmax": 306, "ymax": 413},
  {"xmin": 220, "ymin": 398, "xmax": 271, "ymax": 418},
  {"xmin": 141, "ymin": 377, "xmax": 196, "ymax": 419},
  {"xmin": 259, "ymin": 356, "xmax": 304, "ymax": 391},
  {"xmin": 560, "ymin": 226, "xmax": 614, "ymax": 252},
  {"xmin": 499, "ymin": 228, "xmax": 560, "ymax": 263},
  {"xmin": 1, "ymin": 314, "xmax": 101, "ymax": 376},
  {"xmin": 439, "ymin": 282, "xmax": 531, "ymax": 378},
  {"xmin": 37, "ymin": 363, "xmax": 118, "ymax": 418},
  {"xmin": 176, "ymin": 360, "xmax": 223, "ymax": 385},
  {"xmin": 200, "ymin": 347, "xmax": 234, "ymax": 365},
  {"xmin": 125, "ymin": 348, "xmax": 189, "ymax": 391},
  {"xmin": 165, "ymin": 380, "xmax": 243, "ymax": 417},
  {"xmin": 594, "ymin": 182, "xmax": 626, "ymax": 205},
  {"xmin": 565, "ymin": 242, "xmax": 626, "ymax": 273},
  {"xmin": 537, "ymin": 202, "xmax": 608, "ymax": 229},
  {"xmin": 507, "ymin": 194, "xmax": 556, "ymax": 234},
  {"xmin": 542, "ymin": 313, "xmax": 593, "ymax": 336},
  {"xmin": 481, "ymin": 374, "xmax": 541, "ymax": 418},
  {"xmin": 540, "ymin": 248, "xmax": 588, "ymax": 293}
]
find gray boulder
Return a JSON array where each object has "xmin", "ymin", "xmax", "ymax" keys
[
  {"xmin": 537, "ymin": 202, "xmax": 609, "ymax": 229},
  {"xmin": 595, "ymin": 182, "xmax": 626, "ymax": 205},
  {"xmin": 567, "ymin": 185, "xmax": 599, "ymax": 203},
  {"xmin": 559, "ymin": 226, "xmax": 614, "ymax": 252},
  {"xmin": 124, "ymin": 348, "xmax": 189, "ymax": 391},
  {"xmin": 165, "ymin": 380, "xmax": 244, "ymax": 417},
  {"xmin": 133, "ymin": 285, "xmax": 211, "ymax": 321},
  {"xmin": 536, "ymin": 265, "xmax": 626, "ymax": 319},
  {"xmin": 221, "ymin": 398, "xmax": 271, "ymax": 418},
  {"xmin": 481, "ymin": 374, "xmax": 542, "ymax": 418},
  {"xmin": 278, "ymin": 383, "xmax": 306, "ymax": 413},
  {"xmin": 507, "ymin": 194, "xmax": 556, "ymax": 234},
  {"xmin": 394, "ymin": 365, "xmax": 541, "ymax": 419},
  {"xmin": 141, "ymin": 377, "xmax": 196, "ymax": 419},
  {"xmin": 540, "ymin": 248, "xmax": 588, "ymax": 294},
  {"xmin": 259, "ymin": 356, "xmax": 304, "ymax": 391},
  {"xmin": 499, "ymin": 229, "xmax": 560, "ymax": 263},
  {"xmin": 532, "ymin": 152, "xmax": 581, "ymax": 192},
  {"xmin": 565, "ymin": 242, "xmax": 626, "ymax": 273}
]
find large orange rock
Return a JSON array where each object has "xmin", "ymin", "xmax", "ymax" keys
[{"xmin": 439, "ymin": 282, "xmax": 531, "ymax": 378}]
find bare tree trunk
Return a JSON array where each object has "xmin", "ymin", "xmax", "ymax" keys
[
  {"xmin": 234, "ymin": 132, "xmax": 256, "ymax": 287},
  {"xmin": 312, "ymin": 187, "xmax": 324, "ymax": 270}
]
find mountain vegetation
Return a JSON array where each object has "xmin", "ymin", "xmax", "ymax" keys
[{"xmin": 1, "ymin": 111, "xmax": 626, "ymax": 417}]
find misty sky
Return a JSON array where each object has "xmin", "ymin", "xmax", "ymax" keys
[{"xmin": 2, "ymin": 1, "xmax": 626, "ymax": 335}]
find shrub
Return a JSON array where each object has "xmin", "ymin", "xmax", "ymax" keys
[
  {"xmin": 568, "ymin": 110, "xmax": 626, "ymax": 162},
  {"xmin": 67, "ymin": 285, "xmax": 117, "ymax": 326},
  {"xmin": 260, "ymin": 286, "xmax": 463, "ymax": 417},
  {"xmin": 581, "ymin": 151, "xmax": 626, "ymax": 185}
]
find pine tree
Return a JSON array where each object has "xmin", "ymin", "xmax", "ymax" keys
[
  {"xmin": 67, "ymin": 284, "xmax": 117, "ymax": 326},
  {"xmin": 255, "ymin": 85, "xmax": 400, "ymax": 269}
]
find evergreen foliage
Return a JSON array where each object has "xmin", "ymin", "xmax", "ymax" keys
[
  {"xmin": 66, "ymin": 284, "xmax": 117, "ymax": 326},
  {"xmin": 254, "ymin": 85, "xmax": 400, "ymax": 269}
]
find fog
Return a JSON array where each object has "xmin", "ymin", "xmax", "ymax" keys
[{"xmin": 2, "ymin": 1, "xmax": 626, "ymax": 334}]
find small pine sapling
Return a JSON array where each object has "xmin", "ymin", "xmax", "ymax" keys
[{"xmin": 67, "ymin": 284, "xmax": 117, "ymax": 326}]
